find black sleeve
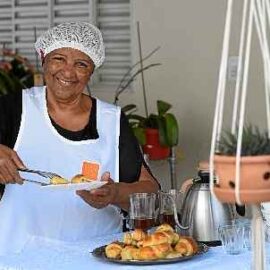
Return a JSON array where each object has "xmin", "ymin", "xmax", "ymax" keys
[
  {"xmin": 0, "ymin": 91, "xmax": 22, "ymax": 198},
  {"xmin": 0, "ymin": 91, "xmax": 22, "ymax": 148},
  {"xmin": 119, "ymin": 111, "xmax": 143, "ymax": 182},
  {"xmin": 119, "ymin": 111, "xmax": 160, "ymax": 187}
]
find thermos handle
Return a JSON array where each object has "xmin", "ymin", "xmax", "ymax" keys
[
  {"xmin": 180, "ymin": 178, "xmax": 194, "ymax": 194},
  {"xmin": 167, "ymin": 193, "xmax": 189, "ymax": 230}
]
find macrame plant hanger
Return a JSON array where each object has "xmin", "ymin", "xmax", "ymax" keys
[{"xmin": 209, "ymin": 0, "xmax": 270, "ymax": 269}]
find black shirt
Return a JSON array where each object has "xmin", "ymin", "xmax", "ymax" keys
[{"xmin": 0, "ymin": 90, "xmax": 143, "ymax": 184}]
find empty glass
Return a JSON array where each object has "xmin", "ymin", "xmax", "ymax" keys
[
  {"xmin": 235, "ymin": 219, "xmax": 251, "ymax": 250},
  {"xmin": 218, "ymin": 223, "xmax": 246, "ymax": 255},
  {"xmin": 129, "ymin": 193, "xmax": 157, "ymax": 231}
]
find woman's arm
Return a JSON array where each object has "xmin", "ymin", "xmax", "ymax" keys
[{"xmin": 76, "ymin": 111, "xmax": 160, "ymax": 211}]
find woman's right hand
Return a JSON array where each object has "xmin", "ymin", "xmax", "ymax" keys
[{"xmin": 0, "ymin": 144, "xmax": 25, "ymax": 184}]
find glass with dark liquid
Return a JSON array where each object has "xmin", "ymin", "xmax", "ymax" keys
[
  {"xmin": 158, "ymin": 189, "xmax": 184, "ymax": 229},
  {"xmin": 129, "ymin": 193, "xmax": 157, "ymax": 232},
  {"xmin": 132, "ymin": 217, "xmax": 156, "ymax": 231},
  {"xmin": 159, "ymin": 212, "xmax": 182, "ymax": 228}
]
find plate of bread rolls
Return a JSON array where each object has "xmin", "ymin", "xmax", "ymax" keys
[
  {"xmin": 91, "ymin": 224, "xmax": 208, "ymax": 265},
  {"xmin": 41, "ymin": 174, "xmax": 107, "ymax": 191}
]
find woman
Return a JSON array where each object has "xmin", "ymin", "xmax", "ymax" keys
[{"xmin": 0, "ymin": 22, "xmax": 159, "ymax": 254}]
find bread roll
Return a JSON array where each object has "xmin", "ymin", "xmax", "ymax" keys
[
  {"xmin": 50, "ymin": 176, "xmax": 68, "ymax": 185},
  {"xmin": 105, "ymin": 242, "xmax": 123, "ymax": 259},
  {"xmin": 166, "ymin": 251, "xmax": 183, "ymax": 259},
  {"xmin": 121, "ymin": 246, "xmax": 140, "ymax": 260},
  {"xmin": 138, "ymin": 243, "xmax": 172, "ymax": 260},
  {"xmin": 123, "ymin": 232, "xmax": 133, "ymax": 245},
  {"xmin": 71, "ymin": 174, "xmax": 93, "ymax": 183},
  {"xmin": 155, "ymin": 223, "xmax": 175, "ymax": 233},
  {"xmin": 174, "ymin": 237, "xmax": 198, "ymax": 256},
  {"xmin": 141, "ymin": 231, "xmax": 177, "ymax": 247},
  {"xmin": 131, "ymin": 229, "xmax": 147, "ymax": 242},
  {"xmin": 141, "ymin": 232, "xmax": 169, "ymax": 247}
]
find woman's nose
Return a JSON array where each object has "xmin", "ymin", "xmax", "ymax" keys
[{"xmin": 61, "ymin": 62, "xmax": 76, "ymax": 78}]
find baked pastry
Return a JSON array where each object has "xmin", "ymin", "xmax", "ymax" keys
[
  {"xmin": 174, "ymin": 236, "xmax": 198, "ymax": 256},
  {"xmin": 141, "ymin": 231, "xmax": 177, "ymax": 247},
  {"xmin": 50, "ymin": 176, "xmax": 68, "ymax": 185},
  {"xmin": 166, "ymin": 251, "xmax": 183, "ymax": 259},
  {"xmin": 121, "ymin": 245, "xmax": 140, "ymax": 260},
  {"xmin": 131, "ymin": 229, "xmax": 147, "ymax": 242},
  {"xmin": 104, "ymin": 224, "xmax": 198, "ymax": 261},
  {"xmin": 105, "ymin": 242, "xmax": 123, "ymax": 259},
  {"xmin": 71, "ymin": 174, "xmax": 93, "ymax": 183},
  {"xmin": 123, "ymin": 232, "xmax": 133, "ymax": 245},
  {"xmin": 138, "ymin": 243, "xmax": 172, "ymax": 260},
  {"xmin": 155, "ymin": 223, "xmax": 175, "ymax": 233}
]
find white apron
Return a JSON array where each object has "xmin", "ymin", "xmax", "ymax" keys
[{"xmin": 0, "ymin": 86, "xmax": 122, "ymax": 255}]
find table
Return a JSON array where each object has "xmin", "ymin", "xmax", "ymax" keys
[{"xmin": 0, "ymin": 233, "xmax": 265, "ymax": 270}]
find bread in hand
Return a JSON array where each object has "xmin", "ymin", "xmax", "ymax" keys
[
  {"xmin": 50, "ymin": 176, "xmax": 68, "ymax": 185},
  {"xmin": 71, "ymin": 174, "xmax": 93, "ymax": 183}
]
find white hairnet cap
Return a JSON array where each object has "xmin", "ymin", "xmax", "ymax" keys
[{"xmin": 35, "ymin": 22, "xmax": 105, "ymax": 68}]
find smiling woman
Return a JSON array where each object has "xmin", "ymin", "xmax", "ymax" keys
[
  {"xmin": 0, "ymin": 22, "xmax": 159, "ymax": 255},
  {"xmin": 43, "ymin": 48, "xmax": 95, "ymax": 132}
]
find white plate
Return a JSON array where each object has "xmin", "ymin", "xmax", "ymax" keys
[{"xmin": 41, "ymin": 181, "xmax": 107, "ymax": 191}]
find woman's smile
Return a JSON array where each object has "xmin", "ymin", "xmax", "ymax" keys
[{"xmin": 43, "ymin": 48, "xmax": 94, "ymax": 101}]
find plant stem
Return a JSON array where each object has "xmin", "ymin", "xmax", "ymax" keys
[
  {"xmin": 114, "ymin": 63, "xmax": 161, "ymax": 105},
  {"xmin": 114, "ymin": 46, "xmax": 160, "ymax": 96},
  {"xmin": 137, "ymin": 21, "xmax": 148, "ymax": 118}
]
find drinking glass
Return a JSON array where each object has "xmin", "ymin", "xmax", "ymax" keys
[
  {"xmin": 158, "ymin": 189, "xmax": 183, "ymax": 228},
  {"xmin": 218, "ymin": 223, "xmax": 245, "ymax": 255},
  {"xmin": 235, "ymin": 218, "xmax": 251, "ymax": 250},
  {"xmin": 129, "ymin": 193, "xmax": 157, "ymax": 231}
]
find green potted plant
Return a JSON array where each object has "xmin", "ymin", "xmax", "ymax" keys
[
  {"xmin": 213, "ymin": 125, "xmax": 270, "ymax": 203},
  {"xmin": 122, "ymin": 100, "xmax": 179, "ymax": 160},
  {"xmin": 0, "ymin": 48, "xmax": 34, "ymax": 96}
]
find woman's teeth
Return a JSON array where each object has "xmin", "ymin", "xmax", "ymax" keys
[{"xmin": 58, "ymin": 78, "xmax": 73, "ymax": 85}]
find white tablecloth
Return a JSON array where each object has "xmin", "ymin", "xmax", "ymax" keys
[{"xmin": 0, "ymin": 233, "xmax": 266, "ymax": 270}]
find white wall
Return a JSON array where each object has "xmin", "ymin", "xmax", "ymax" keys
[{"xmin": 94, "ymin": 0, "xmax": 264, "ymax": 190}]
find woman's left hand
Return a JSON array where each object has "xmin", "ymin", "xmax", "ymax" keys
[{"xmin": 76, "ymin": 172, "xmax": 118, "ymax": 209}]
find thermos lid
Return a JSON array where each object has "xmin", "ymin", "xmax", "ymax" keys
[{"xmin": 195, "ymin": 160, "xmax": 213, "ymax": 184}]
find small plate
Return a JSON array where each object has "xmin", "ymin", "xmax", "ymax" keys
[
  {"xmin": 41, "ymin": 181, "xmax": 107, "ymax": 191},
  {"xmin": 91, "ymin": 243, "xmax": 208, "ymax": 265}
]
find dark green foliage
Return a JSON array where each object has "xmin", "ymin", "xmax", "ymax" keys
[
  {"xmin": 122, "ymin": 100, "xmax": 179, "ymax": 147},
  {"xmin": 217, "ymin": 125, "xmax": 270, "ymax": 156},
  {"xmin": 0, "ymin": 54, "xmax": 34, "ymax": 97}
]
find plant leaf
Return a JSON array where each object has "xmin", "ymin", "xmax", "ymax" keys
[
  {"xmin": 133, "ymin": 127, "xmax": 146, "ymax": 145},
  {"xmin": 157, "ymin": 116, "xmax": 168, "ymax": 146},
  {"xmin": 157, "ymin": 100, "xmax": 171, "ymax": 116},
  {"xmin": 164, "ymin": 113, "xmax": 179, "ymax": 146},
  {"xmin": 122, "ymin": 104, "xmax": 137, "ymax": 114}
]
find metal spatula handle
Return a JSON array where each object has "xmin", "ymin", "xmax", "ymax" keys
[
  {"xmin": 22, "ymin": 178, "xmax": 49, "ymax": 186},
  {"xmin": 18, "ymin": 168, "xmax": 61, "ymax": 179}
]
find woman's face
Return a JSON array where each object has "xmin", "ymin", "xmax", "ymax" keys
[{"xmin": 43, "ymin": 47, "xmax": 95, "ymax": 101}]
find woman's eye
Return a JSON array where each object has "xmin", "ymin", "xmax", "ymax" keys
[
  {"xmin": 76, "ymin": 62, "xmax": 88, "ymax": 68},
  {"xmin": 52, "ymin": 57, "xmax": 64, "ymax": 62}
]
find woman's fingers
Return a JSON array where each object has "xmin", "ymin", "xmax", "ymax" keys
[
  {"xmin": 76, "ymin": 190, "xmax": 107, "ymax": 209},
  {"xmin": 0, "ymin": 145, "xmax": 24, "ymax": 184},
  {"xmin": 10, "ymin": 151, "xmax": 25, "ymax": 169}
]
